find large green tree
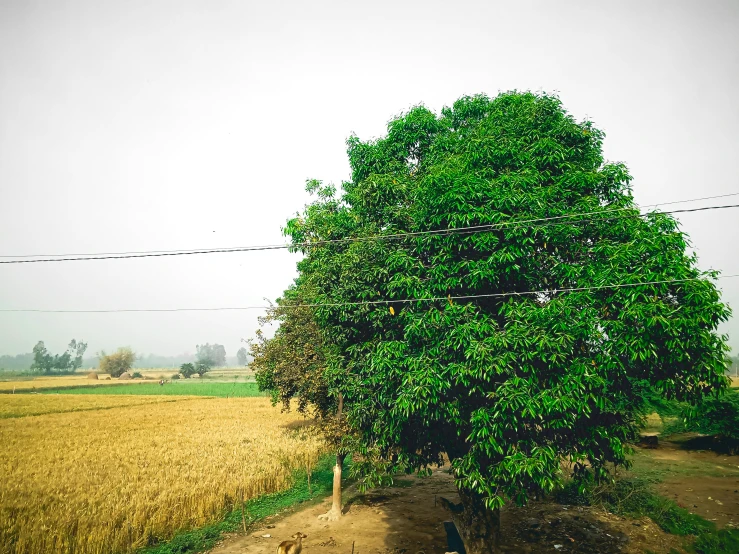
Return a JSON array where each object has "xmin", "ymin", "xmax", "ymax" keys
[{"xmin": 283, "ymin": 92, "xmax": 730, "ymax": 552}]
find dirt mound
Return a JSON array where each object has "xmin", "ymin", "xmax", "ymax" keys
[
  {"xmin": 87, "ymin": 372, "xmax": 98, "ymax": 380},
  {"xmin": 118, "ymin": 373, "xmax": 132, "ymax": 380}
]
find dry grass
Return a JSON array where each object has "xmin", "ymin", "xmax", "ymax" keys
[
  {"xmin": 0, "ymin": 375, "xmax": 146, "ymax": 391},
  {"xmin": 0, "ymin": 396, "xmax": 325, "ymax": 554},
  {"xmin": 133, "ymin": 368, "xmax": 255, "ymax": 380},
  {"xmin": 0, "ymin": 394, "xmax": 187, "ymax": 419}
]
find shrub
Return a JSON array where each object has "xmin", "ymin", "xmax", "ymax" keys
[
  {"xmin": 131, "ymin": 372, "xmax": 143, "ymax": 379},
  {"xmin": 692, "ymin": 528, "xmax": 739, "ymax": 554},
  {"xmin": 98, "ymin": 348, "xmax": 136, "ymax": 378},
  {"xmin": 179, "ymin": 363, "xmax": 196, "ymax": 379},
  {"xmin": 171, "ymin": 373, "xmax": 180, "ymax": 380},
  {"xmin": 194, "ymin": 361, "xmax": 212, "ymax": 377},
  {"xmin": 556, "ymin": 477, "xmax": 714, "ymax": 536},
  {"xmin": 670, "ymin": 390, "xmax": 739, "ymax": 452}
]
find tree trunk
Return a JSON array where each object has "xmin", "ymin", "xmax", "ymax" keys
[
  {"xmin": 319, "ymin": 393, "xmax": 345, "ymax": 521},
  {"xmin": 440, "ymin": 488, "xmax": 500, "ymax": 554},
  {"xmin": 318, "ymin": 453, "xmax": 345, "ymax": 521}
]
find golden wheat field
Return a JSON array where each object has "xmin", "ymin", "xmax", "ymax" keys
[
  {"xmin": 0, "ymin": 395, "xmax": 325, "ymax": 554},
  {"xmin": 0, "ymin": 375, "xmax": 145, "ymax": 391},
  {"xmin": 0, "ymin": 394, "xmax": 186, "ymax": 419}
]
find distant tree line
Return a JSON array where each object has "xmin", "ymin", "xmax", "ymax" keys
[
  {"xmin": 0, "ymin": 353, "xmax": 34, "ymax": 371},
  {"xmin": 1, "ymin": 341, "xmax": 252, "ymax": 372},
  {"xmin": 30, "ymin": 340, "xmax": 87, "ymax": 374},
  {"xmin": 178, "ymin": 343, "xmax": 235, "ymax": 378}
]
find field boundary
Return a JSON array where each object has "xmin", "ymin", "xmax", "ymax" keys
[{"xmin": 139, "ymin": 454, "xmax": 343, "ymax": 554}]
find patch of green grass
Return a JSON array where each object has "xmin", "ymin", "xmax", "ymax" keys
[
  {"xmin": 692, "ymin": 528, "xmax": 739, "ymax": 553},
  {"xmin": 139, "ymin": 454, "xmax": 342, "ymax": 554},
  {"xmin": 40, "ymin": 382, "xmax": 264, "ymax": 397},
  {"xmin": 629, "ymin": 448, "xmax": 739, "ymax": 480},
  {"xmin": 555, "ymin": 477, "xmax": 739, "ymax": 554}
]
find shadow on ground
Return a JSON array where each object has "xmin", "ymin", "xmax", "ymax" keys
[{"xmin": 211, "ymin": 465, "xmax": 684, "ymax": 554}]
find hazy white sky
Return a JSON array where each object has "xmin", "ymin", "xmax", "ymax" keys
[{"xmin": 1, "ymin": 0, "xmax": 738, "ymax": 358}]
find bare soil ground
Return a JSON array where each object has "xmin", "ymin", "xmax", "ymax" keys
[
  {"xmin": 210, "ymin": 467, "xmax": 684, "ymax": 554},
  {"xmin": 208, "ymin": 437, "xmax": 739, "ymax": 554},
  {"xmin": 647, "ymin": 439, "xmax": 739, "ymax": 528}
]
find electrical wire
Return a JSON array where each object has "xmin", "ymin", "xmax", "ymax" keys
[
  {"xmin": 0, "ymin": 192, "xmax": 739, "ymax": 261},
  {"xmin": 7, "ymin": 191, "xmax": 737, "ymax": 259},
  {"xmin": 1, "ymin": 199, "xmax": 738, "ymax": 264},
  {"xmin": 2, "ymin": 274, "xmax": 736, "ymax": 313}
]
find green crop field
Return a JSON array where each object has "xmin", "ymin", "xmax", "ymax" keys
[{"xmin": 40, "ymin": 381, "xmax": 264, "ymax": 397}]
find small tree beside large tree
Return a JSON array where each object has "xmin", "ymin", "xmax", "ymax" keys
[{"xmin": 250, "ymin": 286, "xmax": 352, "ymax": 521}]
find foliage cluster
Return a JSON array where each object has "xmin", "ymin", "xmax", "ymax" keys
[
  {"xmin": 236, "ymin": 347, "xmax": 248, "ymax": 367},
  {"xmin": 180, "ymin": 363, "xmax": 197, "ymax": 379},
  {"xmin": 250, "ymin": 294, "xmax": 353, "ymax": 487},
  {"xmin": 98, "ymin": 347, "xmax": 136, "ymax": 378},
  {"xmin": 660, "ymin": 389, "xmax": 739, "ymax": 452},
  {"xmin": 251, "ymin": 296, "xmax": 333, "ymax": 418},
  {"xmin": 30, "ymin": 340, "xmax": 87, "ymax": 374},
  {"xmin": 281, "ymin": 91, "xmax": 731, "ymax": 519},
  {"xmin": 196, "ymin": 343, "xmax": 226, "ymax": 368}
]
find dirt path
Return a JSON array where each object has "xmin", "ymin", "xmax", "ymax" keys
[{"xmin": 210, "ymin": 466, "xmax": 683, "ymax": 554}]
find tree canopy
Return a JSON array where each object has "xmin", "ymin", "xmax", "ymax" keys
[
  {"xmin": 236, "ymin": 347, "xmax": 249, "ymax": 367},
  {"xmin": 196, "ymin": 343, "xmax": 226, "ymax": 367},
  {"xmin": 98, "ymin": 347, "xmax": 136, "ymax": 378},
  {"xmin": 31, "ymin": 339, "xmax": 87, "ymax": 374},
  {"xmin": 281, "ymin": 91, "xmax": 730, "ymax": 551}
]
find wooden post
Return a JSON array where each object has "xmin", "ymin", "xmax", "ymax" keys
[{"xmin": 351, "ymin": 540, "xmax": 355, "ymax": 554}]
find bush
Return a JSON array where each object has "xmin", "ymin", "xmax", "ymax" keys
[
  {"xmin": 179, "ymin": 363, "xmax": 196, "ymax": 379},
  {"xmin": 171, "ymin": 373, "xmax": 180, "ymax": 380},
  {"xmin": 556, "ymin": 477, "xmax": 714, "ymax": 536},
  {"xmin": 660, "ymin": 390, "xmax": 739, "ymax": 452},
  {"xmin": 692, "ymin": 528, "xmax": 739, "ymax": 554},
  {"xmin": 98, "ymin": 348, "xmax": 136, "ymax": 378},
  {"xmin": 194, "ymin": 361, "xmax": 212, "ymax": 377},
  {"xmin": 132, "ymin": 372, "xmax": 143, "ymax": 379}
]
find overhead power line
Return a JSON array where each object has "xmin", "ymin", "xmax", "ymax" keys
[
  {"xmin": 5, "ymin": 191, "xmax": 736, "ymax": 259},
  {"xmin": 2, "ymin": 274, "xmax": 736, "ymax": 313},
  {"xmin": 4, "ymin": 192, "xmax": 739, "ymax": 260},
  {"xmin": 2, "ymin": 195, "xmax": 739, "ymax": 264}
]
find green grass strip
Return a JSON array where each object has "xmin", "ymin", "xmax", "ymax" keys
[{"xmin": 139, "ymin": 454, "xmax": 339, "ymax": 554}]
